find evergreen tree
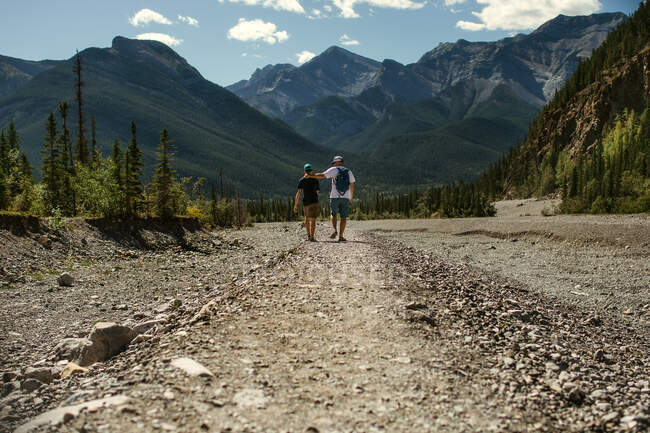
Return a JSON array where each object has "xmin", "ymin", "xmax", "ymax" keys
[
  {"xmin": 152, "ymin": 128, "xmax": 176, "ymax": 218},
  {"xmin": 7, "ymin": 119, "xmax": 19, "ymax": 150},
  {"xmin": 210, "ymin": 183, "xmax": 218, "ymax": 226},
  {"xmin": 73, "ymin": 50, "xmax": 88, "ymax": 164},
  {"xmin": 124, "ymin": 121, "xmax": 143, "ymax": 216},
  {"xmin": 58, "ymin": 101, "xmax": 76, "ymax": 215},
  {"xmin": 0, "ymin": 131, "xmax": 8, "ymax": 176},
  {"xmin": 91, "ymin": 115, "xmax": 100, "ymax": 167},
  {"xmin": 41, "ymin": 112, "xmax": 63, "ymax": 210}
]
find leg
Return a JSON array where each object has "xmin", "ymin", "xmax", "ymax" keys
[
  {"xmin": 304, "ymin": 215, "xmax": 310, "ymax": 238},
  {"xmin": 309, "ymin": 218, "xmax": 317, "ymax": 238},
  {"xmin": 330, "ymin": 215, "xmax": 338, "ymax": 238},
  {"xmin": 339, "ymin": 218, "xmax": 347, "ymax": 240}
]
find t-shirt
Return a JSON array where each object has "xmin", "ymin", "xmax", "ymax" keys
[
  {"xmin": 323, "ymin": 166, "xmax": 356, "ymax": 199},
  {"xmin": 297, "ymin": 177, "xmax": 320, "ymax": 205}
]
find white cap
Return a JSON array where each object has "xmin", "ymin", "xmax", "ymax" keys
[{"xmin": 331, "ymin": 155, "xmax": 343, "ymax": 163}]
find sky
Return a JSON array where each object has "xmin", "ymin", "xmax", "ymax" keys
[{"xmin": 0, "ymin": 0, "xmax": 640, "ymax": 87}]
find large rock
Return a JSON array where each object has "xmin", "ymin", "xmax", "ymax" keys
[
  {"xmin": 21, "ymin": 378, "xmax": 42, "ymax": 393},
  {"xmin": 23, "ymin": 367, "xmax": 55, "ymax": 384},
  {"xmin": 88, "ymin": 322, "xmax": 136, "ymax": 360},
  {"xmin": 51, "ymin": 338, "xmax": 103, "ymax": 367}
]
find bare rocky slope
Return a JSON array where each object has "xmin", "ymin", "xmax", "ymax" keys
[{"xmin": 0, "ymin": 211, "xmax": 648, "ymax": 432}]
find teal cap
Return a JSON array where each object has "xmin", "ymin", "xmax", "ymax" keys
[{"xmin": 304, "ymin": 163, "xmax": 313, "ymax": 171}]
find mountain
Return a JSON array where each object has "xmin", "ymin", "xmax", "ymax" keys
[
  {"xmin": 471, "ymin": 2, "xmax": 650, "ymax": 213},
  {"xmin": 228, "ymin": 13, "xmax": 625, "ymax": 183},
  {"xmin": 0, "ymin": 37, "xmax": 342, "ymax": 197},
  {"xmin": 0, "ymin": 55, "xmax": 60, "ymax": 100}
]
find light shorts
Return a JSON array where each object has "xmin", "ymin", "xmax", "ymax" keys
[
  {"xmin": 303, "ymin": 203, "xmax": 320, "ymax": 218},
  {"xmin": 330, "ymin": 198, "xmax": 350, "ymax": 219}
]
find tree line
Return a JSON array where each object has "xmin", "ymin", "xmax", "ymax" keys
[{"xmin": 0, "ymin": 51, "xmax": 248, "ymax": 227}]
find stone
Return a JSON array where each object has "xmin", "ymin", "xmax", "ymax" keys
[
  {"xmin": 2, "ymin": 371, "xmax": 19, "ymax": 383},
  {"xmin": 88, "ymin": 322, "xmax": 136, "ymax": 361},
  {"xmin": 21, "ymin": 378, "xmax": 42, "ymax": 393},
  {"xmin": 190, "ymin": 301, "xmax": 217, "ymax": 324},
  {"xmin": 233, "ymin": 389, "xmax": 267, "ymax": 408},
  {"xmin": 590, "ymin": 389, "xmax": 608, "ymax": 400},
  {"xmin": 171, "ymin": 358, "xmax": 214, "ymax": 378},
  {"xmin": 1, "ymin": 381, "xmax": 19, "ymax": 398},
  {"xmin": 51, "ymin": 338, "xmax": 102, "ymax": 367},
  {"xmin": 130, "ymin": 335, "xmax": 154, "ymax": 345},
  {"xmin": 37, "ymin": 235, "xmax": 52, "ymax": 249},
  {"xmin": 57, "ymin": 273, "xmax": 74, "ymax": 287},
  {"xmin": 23, "ymin": 367, "xmax": 55, "ymax": 384},
  {"xmin": 502, "ymin": 357, "xmax": 516, "ymax": 368},
  {"xmin": 594, "ymin": 349, "xmax": 605, "ymax": 362},
  {"xmin": 133, "ymin": 319, "xmax": 166, "ymax": 335},
  {"xmin": 566, "ymin": 388, "xmax": 585, "ymax": 404},
  {"xmin": 15, "ymin": 395, "xmax": 130, "ymax": 433},
  {"xmin": 60, "ymin": 362, "xmax": 89, "ymax": 379}
]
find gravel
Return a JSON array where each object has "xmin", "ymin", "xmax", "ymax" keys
[{"xmin": 1, "ymin": 209, "xmax": 648, "ymax": 432}]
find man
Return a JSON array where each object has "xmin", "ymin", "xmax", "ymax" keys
[
  {"xmin": 294, "ymin": 163, "xmax": 320, "ymax": 241},
  {"xmin": 308, "ymin": 155, "xmax": 355, "ymax": 242}
]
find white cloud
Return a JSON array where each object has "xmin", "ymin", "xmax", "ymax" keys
[
  {"xmin": 135, "ymin": 33, "xmax": 182, "ymax": 46},
  {"xmin": 178, "ymin": 15, "xmax": 199, "ymax": 27},
  {"xmin": 332, "ymin": 0, "xmax": 425, "ymax": 19},
  {"xmin": 340, "ymin": 34, "xmax": 360, "ymax": 46},
  {"xmin": 456, "ymin": 0, "xmax": 602, "ymax": 31},
  {"xmin": 218, "ymin": 0, "xmax": 305, "ymax": 14},
  {"xmin": 444, "ymin": 0, "xmax": 465, "ymax": 5},
  {"xmin": 227, "ymin": 18, "xmax": 290, "ymax": 44},
  {"xmin": 296, "ymin": 50, "xmax": 316, "ymax": 64},
  {"xmin": 129, "ymin": 9, "xmax": 172, "ymax": 27}
]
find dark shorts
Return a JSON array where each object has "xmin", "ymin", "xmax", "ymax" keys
[
  {"xmin": 304, "ymin": 203, "xmax": 320, "ymax": 218},
  {"xmin": 330, "ymin": 198, "xmax": 350, "ymax": 218}
]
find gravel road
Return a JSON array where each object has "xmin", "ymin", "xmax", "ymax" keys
[{"xmin": 1, "ymin": 209, "xmax": 648, "ymax": 432}]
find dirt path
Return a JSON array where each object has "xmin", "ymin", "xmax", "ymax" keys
[{"xmin": 9, "ymin": 227, "xmax": 649, "ymax": 433}]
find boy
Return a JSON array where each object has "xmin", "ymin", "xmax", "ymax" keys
[{"xmin": 294, "ymin": 163, "xmax": 320, "ymax": 241}]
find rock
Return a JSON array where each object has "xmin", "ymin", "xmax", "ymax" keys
[
  {"xmin": 566, "ymin": 388, "xmax": 586, "ymax": 404},
  {"xmin": 20, "ymin": 378, "xmax": 42, "ymax": 393},
  {"xmin": 130, "ymin": 335, "xmax": 155, "ymax": 345},
  {"xmin": 2, "ymin": 371, "xmax": 19, "ymax": 383},
  {"xmin": 502, "ymin": 357, "xmax": 516, "ymax": 368},
  {"xmin": 60, "ymin": 363, "xmax": 88, "ymax": 379},
  {"xmin": 51, "ymin": 338, "xmax": 101, "ymax": 367},
  {"xmin": 15, "ymin": 395, "xmax": 130, "ymax": 433},
  {"xmin": 171, "ymin": 358, "xmax": 214, "ymax": 378},
  {"xmin": 190, "ymin": 300, "xmax": 217, "ymax": 324},
  {"xmin": 37, "ymin": 235, "xmax": 52, "ymax": 249},
  {"xmin": 590, "ymin": 389, "xmax": 608, "ymax": 400},
  {"xmin": 23, "ymin": 367, "xmax": 55, "ymax": 384},
  {"xmin": 601, "ymin": 411, "xmax": 619, "ymax": 424},
  {"xmin": 57, "ymin": 273, "xmax": 74, "ymax": 287},
  {"xmin": 88, "ymin": 322, "xmax": 136, "ymax": 361},
  {"xmin": 405, "ymin": 302, "xmax": 427, "ymax": 310},
  {"xmin": 594, "ymin": 349, "xmax": 605, "ymax": 362},
  {"xmin": 133, "ymin": 319, "xmax": 166, "ymax": 335},
  {"xmin": 1, "ymin": 381, "xmax": 19, "ymax": 397},
  {"xmin": 233, "ymin": 389, "xmax": 267, "ymax": 408}
]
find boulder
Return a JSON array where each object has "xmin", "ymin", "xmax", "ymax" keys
[
  {"xmin": 57, "ymin": 273, "xmax": 74, "ymax": 287},
  {"xmin": 88, "ymin": 322, "xmax": 136, "ymax": 360},
  {"xmin": 21, "ymin": 378, "xmax": 42, "ymax": 393},
  {"xmin": 51, "ymin": 338, "xmax": 103, "ymax": 367},
  {"xmin": 23, "ymin": 367, "xmax": 55, "ymax": 384}
]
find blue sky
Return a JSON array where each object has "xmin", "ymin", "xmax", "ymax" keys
[{"xmin": 0, "ymin": 0, "xmax": 639, "ymax": 87}]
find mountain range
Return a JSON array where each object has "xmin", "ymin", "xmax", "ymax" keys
[
  {"xmin": 0, "ymin": 12, "xmax": 625, "ymax": 197},
  {"xmin": 228, "ymin": 13, "xmax": 625, "ymax": 181}
]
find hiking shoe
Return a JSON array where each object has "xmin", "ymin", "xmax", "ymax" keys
[
  {"xmin": 330, "ymin": 231, "xmax": 338, "ymax": 239},
  {"xmin": 309, "ymin": 237, "xmax": 317, "ymax": 242},
  {"xmin": 338, "ymin": 237, "xmax": 347, "ymax": 242}
]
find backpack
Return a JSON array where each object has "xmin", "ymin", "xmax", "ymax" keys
[{"xmin": 335, "ymin": 167, "xmax": 350, "ymax": 196}]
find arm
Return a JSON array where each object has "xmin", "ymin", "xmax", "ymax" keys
[
  {"xmin": 349, "ymin": 182, "xmax": 355, "ymax": 203},
  {"xmin": 293, "ymin": 189, "xmax": 302, "ymax": 213},
  {"xmin": 308, "ymin": 173, "xmax": 326, "ymax": 179}
]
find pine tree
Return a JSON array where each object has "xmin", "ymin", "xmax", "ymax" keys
[
  {"xmin": 0, "ymin": 130, "xmax": 8, "ymax": 176},
  {"xmin": 7, "ymin": 119, "xmax": 19, "ymax": 151},
  {"xmin": 41, "ymin": 112, "xmax": 63, "ymax": 210},
  {"xmin": 152, "ymin": 128, "xmax": 176, "ymax": 218},
  {"xmin": 110, "ymin": 138, "xmax": 124, "ymax": 215},
  {"xmin": 58, "ymin": 101, "xmax": 76, "ymax": 215},
  {"xmin": 124, "ymin": 121, "xmax": 143, "ymax": 216},
  {"xmin": 73, "ymin": 50, "xmax": 88, "ymax": 164},
  {"xmin": 91, "ymin": 115, "xmax": 100, "ymax": 167}
]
